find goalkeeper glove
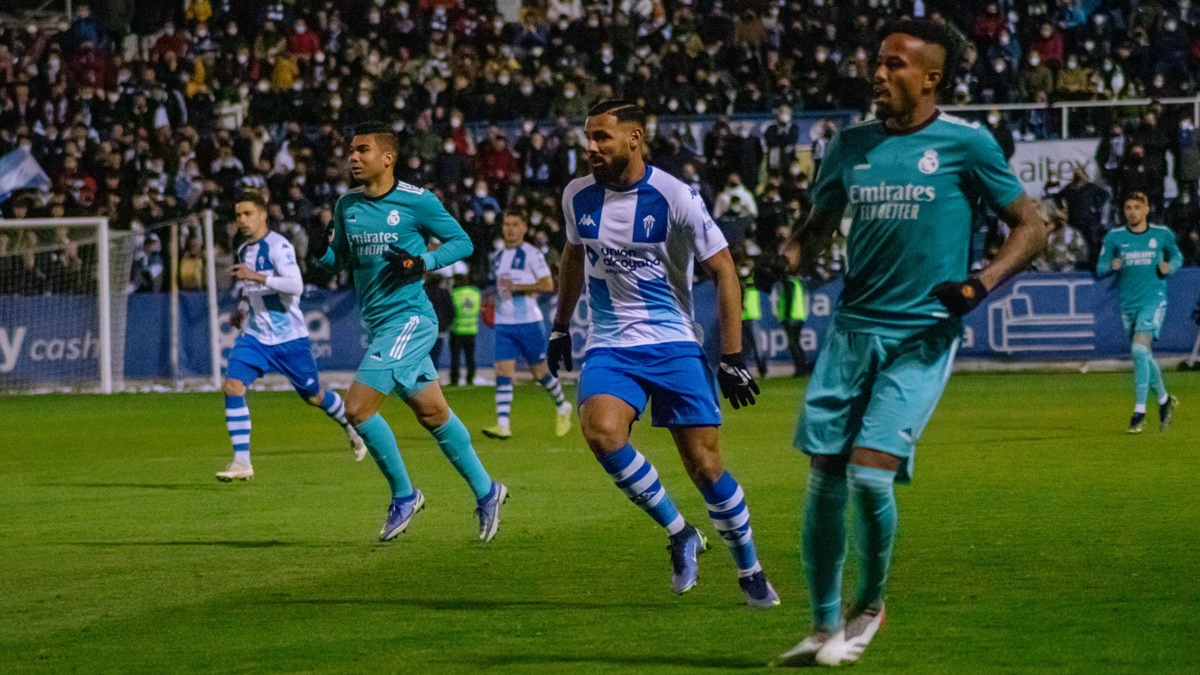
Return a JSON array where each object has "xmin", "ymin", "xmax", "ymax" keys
[
  {"xmin": 717, "ymin": 352, "xmax": 760, "ymax": 410},
  {"xmin": 382, "ymin": 245, "xmax": 427, "ymax": 280},
  {"xmin": 547, "ymin": 324, "xmax": 573, "ymax": 376},
  {"xmin": 930, "ymin": 277, "xmax": 988, "ymax": 317}
]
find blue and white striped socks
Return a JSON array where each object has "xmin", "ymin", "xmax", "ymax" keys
[
  {"xmin": 319, "ymin": 390, "xmax": 352, "ymax": 431},
  {"xmin": 700, "ymin": 471, "xmax": 761, "ymax": 577},
  {"xmin": 598, "ymin": 444, "xmax": 686, "ymax": 535},
  {"xmin": 225, "ymin": 394, "xmax": 251, "ymax": 464},
  {"xmin": 539, "ymin": 372, "xmax": 566, "ymax": 409},
  {"xmin": 495, "ymin": 376, "xmax": 513, "ymax": 429}
]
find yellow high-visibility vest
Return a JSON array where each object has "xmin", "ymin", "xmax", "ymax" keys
[
  {"xmin": 742, "ymin": 284, "xmax": 762, "ymax": 321},
  {"xmin": 451, "ymin": 286, "xmax": 481, "ymax": 336},
  {"xmin": 776, "ymin": 277, "xmax": 807, "ymax": 321}
]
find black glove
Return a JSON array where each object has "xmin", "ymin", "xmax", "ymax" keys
[
  {"xmin": 717, "ymin": 352, "xmax": 760, "ymax": 410},
  {"xmin": 382, "ymin": 245, "xmax": 427, "ymax": 280},
  {"xmin": 547, "ymin": 324, "xmax": 573, "ymax": 376},
  {"xmin": 306, "ymin": 220, "xmax": 332, "ymax": 261},
  {"xmin": 930, "ymin": 277, "xmax": 988, "ymax": 317}
]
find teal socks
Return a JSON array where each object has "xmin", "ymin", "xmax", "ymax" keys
[
  {"xmin": 355, "ymin": 414, "xmax": 414, "ymax": 500},
  {"xmin": 803, "ymin": 467, "xmax": 849, "ymax": 632},
  {"xmin": 431, "ymin": 411, "xmax": 492, "ymax": 500},
  {"xmin": 1132, "ymin": 342, "xmax": 1152, "ymax": 407},
  {"xmin": 847, "ymin": 463, "xmax": 898, "ymax": 612}
]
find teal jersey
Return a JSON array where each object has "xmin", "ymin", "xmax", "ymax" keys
[
  {"xmin": 1096, "ymin": 224, "xmax": 1182, "ymax": 311},
  {"xmin": 318, "ymin": 180, "xmax": 473, "ymax": 340},
  {"xmin": 811, "ymin": 113, "xmax": 1026, "ymax": 338}
]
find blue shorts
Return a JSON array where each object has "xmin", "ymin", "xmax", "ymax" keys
[
  {"xmin": 226, "ymin": 334, "xmax": 321, "ymax": 398},
  {"xmin": 354, "ymin": 314, "xmax": 440, "ymax": 400},
  {"xmin": 578, "ymin": 341, "xmax": 722, "ymax": 428},
  {"xmin": 1121, "ymin": 301, "xmax": 1167, "ymax": 339},
  {"xmin": 795, "ymin": 324, "xmax": 960, "ymax": 483},
  {"xmin": 494, "ymin": 321, "xmax": 548, "ymax": 365}
]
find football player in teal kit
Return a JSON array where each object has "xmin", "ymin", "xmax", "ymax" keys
[
  {"xmin": 772, "ymin": 20, "xmax": 1049, "ymax": 667},
  {"xmin": 311, "ymin": 122, "xmax": 507, "ymax": 543},
  {"xmin": 1097, "ymin": 191, "xmax": 1181, "ymax": 433}
]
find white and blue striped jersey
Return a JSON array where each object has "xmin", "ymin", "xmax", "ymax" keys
[
  {"xmin": 234, "ymin": 230, "xmax": 308, "ymax": 345},
  {"xmin": 562, "ymin": 166, "xmax": 727, "ymax": 351},
  {"xmin": 491, "ymin": 242, "xmax": 551, "ymax": 326}
]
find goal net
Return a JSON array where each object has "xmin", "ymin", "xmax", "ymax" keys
[{"xmin": 0, "ymin": 217, "xmax": 135, "ymax": 393}]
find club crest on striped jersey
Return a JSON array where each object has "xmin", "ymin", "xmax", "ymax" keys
[{"xmin": 387, "ymin": 209, "xmax": 401, "ymax": 226}]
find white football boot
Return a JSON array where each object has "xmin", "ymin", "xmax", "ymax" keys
[
  {"xmin": 815, "ymin": 605, "xmax": 885, "ymax": 666},
  {"xmin": 216, "ymin": 460, "xmax": 254, "ymax": 482}
]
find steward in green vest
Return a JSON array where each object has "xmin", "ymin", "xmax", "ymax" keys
[
  {"xmin": 773, "ymin": 275, "xmax": 809, "ymax": 376},
  {"xmin": 741, "ymin": 268, "xmax": 768, "ymax": 378},
  {"xmin": 449, "ymin": 276, "xmax": 480, "ymax": 386}
]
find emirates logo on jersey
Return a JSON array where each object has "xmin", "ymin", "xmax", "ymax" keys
[{"xmin": 643, "ymin": 214, "xmax": 656, "ymax": 238}]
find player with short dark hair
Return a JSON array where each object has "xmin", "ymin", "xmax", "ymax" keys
[
  {"xmin": 1096, "ymin": 190, "xmax": 1181, "ymax": 433},
  {"xmin": 217, "ymin": 193, "xmax": 366, "ymax": 482},
  {"xmin": 549, "ymin": 100, "xmax": 779, "ymax": 606},
  {"xmin": 481, "ymin": 211, "xmax": 572, "ymax": 440},
  {"xmin": 772, "ymin": 20, "xmax": 1049, "ymax": 666},
  {"xmin": 310, "ymin": 122, "xmax": 508, "ymax": 543}
]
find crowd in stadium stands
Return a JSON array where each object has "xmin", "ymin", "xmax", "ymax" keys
[{"xmin": 2, "ymin": 0, "xmax": 1200, "ymax": 300}]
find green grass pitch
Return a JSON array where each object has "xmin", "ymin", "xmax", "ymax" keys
[{"xmin": 2, "ymin": 372, "xmax": 1198, "ymax": 673}]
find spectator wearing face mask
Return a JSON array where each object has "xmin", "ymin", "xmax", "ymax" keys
[{"xmin": 713, "ymin": 173, "xmax": 758, "ymax": 220}]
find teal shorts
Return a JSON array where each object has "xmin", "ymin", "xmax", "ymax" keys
[
  {"xmin": 795, "ymin": 324, "xmax": 960, "ymax": 483},
  {"xmin": 354, "ymin": 315, "xmax": 440, "ymax": 400},
  {"xmin": 1121, "ymin": 301, "xmax": 1167, "ymax": 340}
]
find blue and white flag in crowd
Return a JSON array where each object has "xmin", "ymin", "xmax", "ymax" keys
[{"xmin": 0, "ymin": 147, "xmax": 51, "ymax": 204}]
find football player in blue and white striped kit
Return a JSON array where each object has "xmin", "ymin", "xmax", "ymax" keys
[
  {"xmin": 480, "ymin": 211, "xmax": 572, "ymax": 440},
  {"xmin": 548, "ymin": 100, "xmax": 778, "ymax": 606},
  {"xmin": 217, "ymin": 193, "xmax": 365, "ymax": 481}
]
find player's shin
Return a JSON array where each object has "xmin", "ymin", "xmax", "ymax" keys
[
  {"xmin": 1148, "ymin": 352, "xmax": 1168, "ymax": 402},
  {"xmin": 803, "ymin": 467, "xmax": 849, "ymax": 632},
  {"xmin": 700, "ymin": 471, "xmax": 760, "ymax": 575},
  {"xmin": 539, "ymin": 372, "xmax": 566, "ymax": 408},
  {"xmin": 225, "ymin": 394, "xmax": 251, "ymax": 463},
  {"xmin": 1132, "ymin": 342, "xmax": 1153, "ymax": 410},
  {"xmin": 319, "ymin": 390, "xmax": 352, "ymax": 430},
  {"xmin": 495, "ymin": 376, "xmax": 513, "ymax": 429},
  {"xmin": 431, "ymin": 411, "xmax": 492, "ymax": 500},
  {"xmin": 353, "ymin": 414, "xmax": 414, "ymax": 499},
  {"xmin": 599, "ymin": 444, "xmax": 686, "ymax": 535},
  {"xmin": 846, "ymin": 464, "xmax": 897, "ymax": 613}
]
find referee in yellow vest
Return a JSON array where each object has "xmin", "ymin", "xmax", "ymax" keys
[
  {"xmin": 774, "ymin": 274, "xmax": 809, "ymax": 377},
  {"xmin": 741, "ymin": 266, "xmax": 769, "ymax": 378},
  {"xmin": 449, "ymin": 273, "xmax": 481, "ymax": 386}
]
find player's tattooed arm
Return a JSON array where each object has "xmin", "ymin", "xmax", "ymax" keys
[
  {"xmin": 976, "ymin": 194, "xmax": 1050, "ymax": 291},
  {"xmin": 783, "ymin": 206, "xmax": 843, "ymax": 276}
]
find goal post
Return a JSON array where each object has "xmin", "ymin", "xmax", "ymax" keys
[{"xmin": 0, "ymin": 217, "xmax": 134, "ymax": 394}]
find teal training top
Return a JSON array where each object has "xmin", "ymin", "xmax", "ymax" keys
[
  {"xmin": 1096, "ymin": 224, "xmax": 1182, "ymax": 312},
  {"xmin": 317, "ymin": 180, "xmax": 473, "ymax": 340},
  {"xmin": 810, "ymin": 112, "xmax": 1026, "ymax": 339}
]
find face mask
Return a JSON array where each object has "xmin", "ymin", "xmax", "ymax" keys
[
  {"xmin": 588, "ymin": 18, "xmax": 600, "ymax": 28},
  {"xmin": 393, "ymin": 121, "xmax": 406, "ymax": 132},
  {"xmin": 564, "ymin": 89, "xmax": 576, "ymax": 99},
  {"xmin": 1103, "ymin": 62, "xmax": 1113, "ymax": 72},
  {"xmin": 336, "ymin": 182, "xmax": 349, "ymax": 194},
  {"xmin": 789, "ymin": 164, "xmax": 801, "ymax": 176},
  {"xmin": 999, "ymin": 35, "xmax": 1010, "ymax": 46},
  {"xmin": 358, "ymin": 94, "xmax": 370, "ymax": 106},
  {"xmin": 988, "ymin": 113, "xmax": 1001, "ymax": 125},
  {"xmin": 237, "ymin": 54, "xmax": 248, "ymax": 64},
  {"xmin": 1040, "ymin": 27, "xmax": 1052, "ymax": 38},
  {"xmin": 1067, "ymin": 58, "xmax": 1078, "ymax": 69},
  {"xmin": 558, "ymin": 20, "xmax": 569, "ymax": 31},
  {"xmin": 1029, "ymin": 56, "xmax": 1041, "ymax": 66},
  {"xmin": 523, "ymin": 121, "xmax": 535, "ymax": 133},
  {"xmin": 498, "ymin": 74, "xmax": 511, "ymax": 85},
  {"xmin": 257, "ymin": 81, "xmax": 270, "ymax": 92},
  {"xmin": 483, "ymin": 211, "xmax": 496, "ymax": 224},
  {"xmin": 696, "ymin": 100, "xmax": 707, "ymax": 114},
  {"xmin": 108, "ymin": 92, "xmax": 121, "ymax": 103},
  {"xmin": 295, "ymin": 25, "xmax": 307, "ymax": 34},
  {"xmin": 444, "ymin": 142, "xmax": 456, "ymax": 153},
  {"xmin": 1085, "ymin": 40, "xmax": 1095, "ymax": 52},
  {"xmin": 520, "ymin": 84, "xmax": 534, "ymax": 96},
  {"xmin": 779, "ymin": 114, "xmax": 791, "ymax": 124},
  {"xmin": 739, "ymin": 127, "xmax": 751, "ymax": 138},
  {"xmin": 531, "ymin": 46, "xmax": 544, "ymax": 57},
  {"xmin": 369, "ymin": 11, "xmax": 381, "ymax": 23},
  {"xmin": 636, "ymin": 46, "xmax": 651, "ymax": 58},
  {"xmin": 48, "ymin": 57, "xmax": 61, "ymax": 68},
  {"xmin": 815, "ymin": 51, "xmax": 828, "ymax": 63},
  {"xmin": 331, "ymin": 96, "xmax": 342, "ymax": 108},
  {"xmin": 1166, "ymin": 20, "xmax": 1178, "ymax": 31},
  {"xmin": 368, "ymin": 54, "xmax": 380, "ymax": 64},
  {"xmin": 394, "ymin": 97, "xmax": 405, "ymax": 109},
  {"xmin": 450, "ymin": 116, "xmax": 462, "ymax": 127},
  {"xmin": 228, "ymin": 26, "xmax": 237, "ymax": 36},
  {"xmin": 291, "ymin": 81, "xmax": 301, "ymax": 91},
  {"xmin": 164, "ymin": 27, "xmax": 175, "ymax": 36},
  {"xmin": 476, "ymin": 188, "xmax": 487, "ymax": 198},
  {"xmin": 647, "ymin": 122, "xmax": 658, "ymax": 136},
  {"xmin": 666, "ymin": 99, "xmax": 679, "ymax": 111}
]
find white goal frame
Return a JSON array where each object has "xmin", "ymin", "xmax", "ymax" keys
[{"xmin": 0, "ymin": 216, "xmax": 115, "ymax": 392}]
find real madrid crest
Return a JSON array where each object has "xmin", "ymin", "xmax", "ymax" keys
[
  {"xmin": 387, "ymin": 209, "xmax": 400, "ymax": 226},
  {"xmin": 918, "ymin": 149, "xmax": 939, "ymax": 175},
  {"xmin": 1149, "ymin": 238, "xmax": 1158, "ymax": 249}
]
